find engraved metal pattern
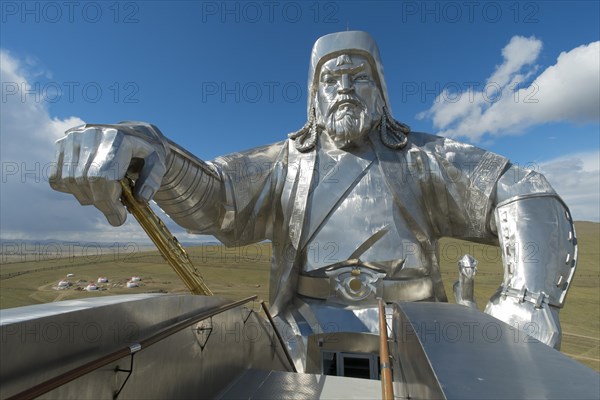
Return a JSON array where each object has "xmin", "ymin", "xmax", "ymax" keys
[{"xmin": 325, "ymin": 266, "xmax": 387, "ymax": 303}]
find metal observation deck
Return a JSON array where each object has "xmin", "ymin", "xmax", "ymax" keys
[{"xmin": 1, "ymin": 294, "xmax": 598, "ymax": 399}]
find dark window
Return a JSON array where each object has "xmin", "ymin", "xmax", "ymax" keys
[
  {"xmin": 342, "ymin": 356, "xmax": 371, "ymax": 379},
  {"xmin": 321, "ymin": 351, "xmax": 383, "ymax": 380}
]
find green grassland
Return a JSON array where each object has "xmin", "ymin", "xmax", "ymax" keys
[{"xmin": 1, "ymin": 222, "xmax": 598, "ymax": 371}]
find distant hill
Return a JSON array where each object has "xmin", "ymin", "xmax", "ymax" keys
[{"xmin": 2, "ymin": 221, "xmax": 597, "ymax": 250}]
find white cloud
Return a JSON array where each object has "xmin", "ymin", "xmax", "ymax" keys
[
  {"xmin": 540, "ymin": 151, "xmax": 600, "ymax": 222},
  {"xmin": 0, "ymin": 50, "xmax": 210, "ymax": 244},
  {"xmin": 418, "ymin": 37, "xmax": 600, "ymax": 141},
  {"xmin": 487, "ymin": 35, "xmax": 542, "ymax": 89}
]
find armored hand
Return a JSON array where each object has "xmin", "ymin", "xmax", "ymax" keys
[{"xmin": 49, "ymin": 122, "xmax": 170, "ymax": 226}]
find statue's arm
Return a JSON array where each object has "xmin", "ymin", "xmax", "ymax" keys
[
  {"xmin": 50, "ymin": 122, "xmax": 284, "ymax": 246},
  {"xmin": 144, "ymin": 137, "xmax": 285, "ymax": 245},
  {"xmin": 152, "ymin": 142, "xmax": 228, "ymax": 236},
  {"xmin": 424, "ymin": 136, "xmax": 576, "ymax": 349},
  {"xmin": 484, "ymin": 165, "xmax": 577, "ymax": 349}
]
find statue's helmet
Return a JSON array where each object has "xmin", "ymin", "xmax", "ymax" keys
[{"xmin": 307, "ymin": 31, "xmax": 392, "ymax": 116}]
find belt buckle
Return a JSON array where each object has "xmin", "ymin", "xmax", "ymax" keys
[{"xmin": 325, "ymin": 265, "xmax": 386, "ymax": 304}]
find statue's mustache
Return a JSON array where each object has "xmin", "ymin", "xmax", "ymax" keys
[{"xmin": 326, "ymin": 96, "xmax": 366, "ymax": 117}]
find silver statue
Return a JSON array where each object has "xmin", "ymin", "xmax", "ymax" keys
[
  {"xmin": 49, "ymin": 31, "xmax": 577, "ymax": 370},
  {"xmin": 454, "ymin": 254, "xmax": 478, "ymax": 309}
]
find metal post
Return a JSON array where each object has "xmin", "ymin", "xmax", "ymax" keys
[{"xmin": 378, "ymin": 299, "xmax": 394, "ymax": 400}]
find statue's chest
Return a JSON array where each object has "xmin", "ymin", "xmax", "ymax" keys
[{"xmin": 301, "ymin": 156, "xmax": 421, "ymax": 272}]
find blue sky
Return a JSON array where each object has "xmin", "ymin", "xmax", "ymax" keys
[{"xmin": 1, "ymin": 0, "xmax": 599, "ymax": 243}]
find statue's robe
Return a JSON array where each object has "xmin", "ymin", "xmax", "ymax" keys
[{"xmin": 177, "ymin": 130, "xmax": 554, "ymax": 316}]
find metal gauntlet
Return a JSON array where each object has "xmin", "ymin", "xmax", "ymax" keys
[
  {"xmin": 485, "ymin": 194, "xmax": 577, "ymax": 348},
  {"xmin": 153, "ymin": 142, "xmax": 227, "ymax": 233}
]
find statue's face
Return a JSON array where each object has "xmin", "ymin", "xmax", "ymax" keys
[{"xmin": 316, "ymin": 54, "xmax": 383, "ymax": 149}]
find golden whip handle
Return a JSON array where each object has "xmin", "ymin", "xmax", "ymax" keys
[{"xmin": 119, "ymin": 178, "xmax": 213, "ymax": 296}]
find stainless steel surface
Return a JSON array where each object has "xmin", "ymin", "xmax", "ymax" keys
[
  {"xmin": 153, "ymin": 140, "xmax": 225, "ymax": 233},
  {"xmin": 493, "ymin": 194, "xmax": 577, "ymax": 307},
  {"xmin": 391, "ymin": 302, "xmax": 600, "ymax": 400},
  {"xmin": 6, "ymin": 297, "xmax": 257, "ymax": 400},
  {"xmin": 1, "ymin": 294, "xmax": 290, "ymax": 399},
  {"xmin": 49, "ymin": 31, "xmax": 579, "ymax": 365},
  {"xmin": 485, "ymin": 194, "xmax": 577, "ymax": 349},
  {"xmin": 217, "ymin": 369, "xmax": 382, "ymax": 400},
  {"xmin": 49, "ymin": 122, "xmax": 171, "ymax": 227},
  {"xmin": 0, "ymin": 293, "xmax": 160, "ymax": 324},
  {"xmin": 297, "ymin": 273, "xmax": 433, "ymax": 303},
  {"xmin": 261, "ymin": 300, "xmax": 297, "ymax": 373},
  {"xmin": 453, "ymin": 254, "xmax": 478, "ymax": 309},
  {"xmin": 313, "ymin": 54, "xmax": 385, "ymax": 150},
  {"xmin": 308, "ymin": 31, "xmax": 391, "ymax": 115},
  {"xmin": 3, "ymin": 297, "xmax": 598, "ymax": 399}
]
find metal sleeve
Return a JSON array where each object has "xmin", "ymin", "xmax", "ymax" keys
[
  {"xmin": 153, "ymin": 141, "xmax": 229, "ymax": 233},
  {"xmin": 494, "ymin": 193, "xmax": 577, "ymax": 307}
]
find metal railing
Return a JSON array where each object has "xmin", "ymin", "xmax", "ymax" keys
[
  {"xmin": 8, "ymin": 295, "xmax": 257, "ymax": 400},
  {"xmin": 260, "ymin": 300, "xmax": 298, "ymax": 373}
]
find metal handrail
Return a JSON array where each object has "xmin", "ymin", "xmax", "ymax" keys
[
  {"xmin": 8, "ymin": 295, "xmax": 257, "ymax": 400},
  {"xmin": 260, "ymin": 300, "xmax": 298, "ymax": 373}
]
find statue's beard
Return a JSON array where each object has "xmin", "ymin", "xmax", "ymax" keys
[{"xmin": 324, "ymin": 99, "xmax": 373, "ymax": 148}]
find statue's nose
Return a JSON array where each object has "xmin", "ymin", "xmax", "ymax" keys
[{"xmin": 337, "ymin": 74, "xmax": 354, "ymax": 94}]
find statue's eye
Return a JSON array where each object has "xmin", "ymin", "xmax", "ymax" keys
[
  {"xmin": 355, "ymin": 74, "xmax": 370, "ymax": 82},
  {"xmin": 324, "ymin": 77, "xmax": 337, "ymax": 85}
]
